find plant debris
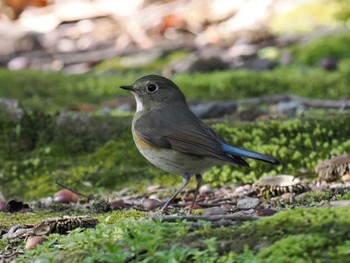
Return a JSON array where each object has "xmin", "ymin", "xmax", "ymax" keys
[
  {"xmin": 315, "ymin": 153, "xmax": 350, "ymax": 182},
  {"xmin": 253, "ymin": 175, "xmax": 309, "ymax": 197}
]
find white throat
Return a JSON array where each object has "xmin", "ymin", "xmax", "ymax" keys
[{"xmin": 134, "ymin": 94, "xmax": 144, "ymax": 112}]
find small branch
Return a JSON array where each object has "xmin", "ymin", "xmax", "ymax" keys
[
  {"xmin": 290, "ymin": 95, "xmax": 350, "ymax": 109},
  {"xmin": 54, "ymin": 180, "xmax": 90, "ymax": 199},
  {"xmin": 152, "ymin": 214, "xmax": 257, "ymax": 222},
  {"xmin": 237, "ymin": 94, "xmax": 350, "ymax": 109}
]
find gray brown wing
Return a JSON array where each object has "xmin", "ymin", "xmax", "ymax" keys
[{"xmin": 134, "ymin": 110, "xmax": 248, "ymax": 166}]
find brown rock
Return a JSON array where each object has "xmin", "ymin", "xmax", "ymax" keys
[
  {"xmin": 185, "ymin": 204, "xmax": 202, "ymax": 211},
  {"xmin": 142, "ymin": 198, "xmax": 161, "ymax": 211},
  {"xmin": 0, "ymin": 199, "xmax": 6, "ymax": 212},
  {"xmin": 53, "ymin": 189, "xmax": 79, "ymax": 204},
  {"xmin": 26, "ymin": 236, "xmax": 47, "ymax": 250},
  {"xmin": 110, "ymin": 199, "xmax": 126, "ymax": 210},
  {"xmin": 256, "ymin": 208, "xmax": 277, "ymax": 217}
]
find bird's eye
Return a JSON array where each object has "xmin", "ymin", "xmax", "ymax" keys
[{"xmin": 146, "ymin": 83, "xmax": 158, "ymax": 93}]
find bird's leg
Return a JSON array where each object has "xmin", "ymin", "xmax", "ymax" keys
[
  {"xmin": 188, "ymin": 174, "xmax": 202, "ymax": 214},
  {"xmin": 161, "ymin": 173, "xmax": 190, "ymax": 213}
]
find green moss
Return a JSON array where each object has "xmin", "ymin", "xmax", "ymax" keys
[
  {"xmin": 295, "ymin": 190, "xmax": 333, "ymax": 206},
  {"xmin": 0, "ymin": 69, "xmax": 137, "ymax": 112},
  {"xmin": 15, "ymin": 207, "xmax": 350, "ymax": 262},
  {"xmin": 256, "ymin": 234, "xmax": 348, "ymax": 262},
  {"xmin": 185, "ymin": 207, "xmax": 350, "ymax": 262},
  {"xmin": 336, "ymin": 190, "xmax": 350, "ymax": 200},
  {"xmin": 204, "ymin": 114, "xmax": 350, "ymax": 186},
  {"xmin": 0, "ymin": 211, "xmax": 63, "ymax": 229},
  {"xmin": 294, "ymin": 33, "xmax": 350, "ymax": 64},
  {"xmin": 1, "ymin": 108, "xmax": 350, "ymax": 199},
  {"xmin": 174, "ymin": 65, "xmax": 350, "ymax": 101},
  {"xmin": 1, "ymin": 65, "xmax": 350, "ymax": 113}
]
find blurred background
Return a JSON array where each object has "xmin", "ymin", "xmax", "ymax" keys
[{"xmin": 1, "ymin": 0, "xmax": 350, "ymax": 74}]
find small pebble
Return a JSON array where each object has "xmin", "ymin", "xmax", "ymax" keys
[
  {"xmin": 14, "ymin": 228, "xmax": 28, "ymax": 237},
  {"xmin": 142, "ymin": 198, "xmax": 161, "ymax": 211},
  {"xmin": 231, "ymin": 209, "xmax": 255, "ymax": 217},
  {"xmin": 319, "ymin": 57, "xmax": 337, "ymax": 71},
  {"xmin": 221, "ymin": 203, "xmax": 234, "ymax": 212},
  {"xmin": 53, "ymin": 189, "xmax": 79, "ymax": 204},
  {"xmin": 256, "ymin": 208, "xmax": 277, "ymax": 217},
  {"xmin": 237, "ymin": 197, "xmax": 260, "ymax": 210},
  {"xmin": 341, "ymin": 173, "xmax": 350, "ymax": 182},
  {"xmin": 0, "ymin": 199, "xmax": 6, "ymax": 212},
  {"xmin": 43, "ymin": 197, "xmax": 53, "ymax": 207},
  {"xmin": 147, "ymin": 185, "xmax": 162, "ymax": 193},
  {"xmin": 203, "ymin": 207, "xmax": 225, "ymax": 216},
  {"xmin": 110, "ymin": 199, "xmax": 125, "ymax": 210},
  {"xmin": 185, "ymin": 204, "xmax": 202, "ymax": 211},
  {"xmin": 235, "ymin": 186, "xmax": 245, "ymax": 195},
  {"xmin": 235, "ymin": 184, "xmax": 253, "ymax": 197},
  {"xmin": 182, "ymin": 193, "xmax": 194, "ymax": 202},
  {"xmin": 280, "ymin": 192, "xmax": 295, "ymax": 204},
  {"xmin": 199, "ymin": 184, "xmax": 213, "ymax": 194},
  {"xmin": 26, "ymin": 236, "xmax": 47, "ymax": 250}
]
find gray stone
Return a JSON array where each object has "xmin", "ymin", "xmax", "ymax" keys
[
  {"xmin": 203, "ymin": 207, "xmax": 226, "ymax": 216},
  {"xmin": 329, "ymin": 200, "xmax": 350, "ymax": 207},
  {"xmin": 237, "ymin": 197, "xmax": 260, "ymax": 210},
  {"xmin": 199, "ymin": 184, "xmax": 213, "ymax": 194},
  {"xmin": 241, "ymin": 58, "xmax": 277, "ymax": 71},
  {"xmin": 189, "ymin": 101, "xmax": 237, "ymax": 119}
]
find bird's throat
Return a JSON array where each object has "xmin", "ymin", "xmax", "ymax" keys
[{"xmin": 133, "ymin": 93, "xmax": 144, "ymax": 113}]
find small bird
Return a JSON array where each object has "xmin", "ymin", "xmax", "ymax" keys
[{"xmin": 121, "ymin": 75, "xmax": 281, "ymax": 213}]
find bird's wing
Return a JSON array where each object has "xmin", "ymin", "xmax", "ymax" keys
[{"xmin": 133, "ymin": 110, "xmax": 249, "ymax": 166}]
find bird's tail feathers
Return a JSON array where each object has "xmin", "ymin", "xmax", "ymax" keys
[{"xmin": 222, "ymin": 144, "xmax": 281, "ymax": 165}]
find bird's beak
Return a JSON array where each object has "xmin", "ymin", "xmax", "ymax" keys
[{"xmin": 120, "ymin": 85, "xmax": 135, "ymax": 92}]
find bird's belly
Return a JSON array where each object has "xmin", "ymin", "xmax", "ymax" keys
[{"xmin": 137, "ymin": 147, "xmax": 217, "ymax": 175}]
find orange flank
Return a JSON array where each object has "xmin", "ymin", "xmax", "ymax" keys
[{"xmin": 132, "ymin": 129, "xmax": 158, "ymax": 150}]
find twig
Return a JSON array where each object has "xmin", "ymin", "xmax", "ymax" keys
[
  {"xmin": 54, "ymin": 180, "xmax": 90, "ymax": 199},
  {"xmin": 238, "ymin": 94, "xmax": 350, "ymax": 109},
  {"xmin": 152, "ymin": 214, "xmax": 257, "ymax": 222}
]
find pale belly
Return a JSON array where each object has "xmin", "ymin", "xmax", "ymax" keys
[{"xmin": 137, "ymin": 146, "xmax": 219, "ymax": 175}]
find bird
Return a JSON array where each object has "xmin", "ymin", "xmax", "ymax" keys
[{"xmin": 120, "ymin": 75, "xmax": 281, "ymax": 213}]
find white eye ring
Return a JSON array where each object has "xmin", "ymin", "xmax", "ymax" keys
[{"xmin": 146, "ymin": 83, "xmax": 158, "ymax": 93}]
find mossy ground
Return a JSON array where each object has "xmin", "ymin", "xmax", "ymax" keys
[
  {"xmin": 1, "ymin": 108, "xmax": 349, "ymax": 199},
  {"xmin": 1, "ymin": 207, "xmax": 347, "ymax": 262}
]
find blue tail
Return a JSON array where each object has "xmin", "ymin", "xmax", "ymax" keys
[{"xmin": 222, "ymin": 143, "xmax": 281, "ymax": 165}]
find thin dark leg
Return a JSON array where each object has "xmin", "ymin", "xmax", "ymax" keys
[
  {"xmin": 188, "ymin": 174, "xmax": 202, "ymax": 214},
  {"xmin": 161, "ymin": 173, "xmax": 191, "ymax": 213}
]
